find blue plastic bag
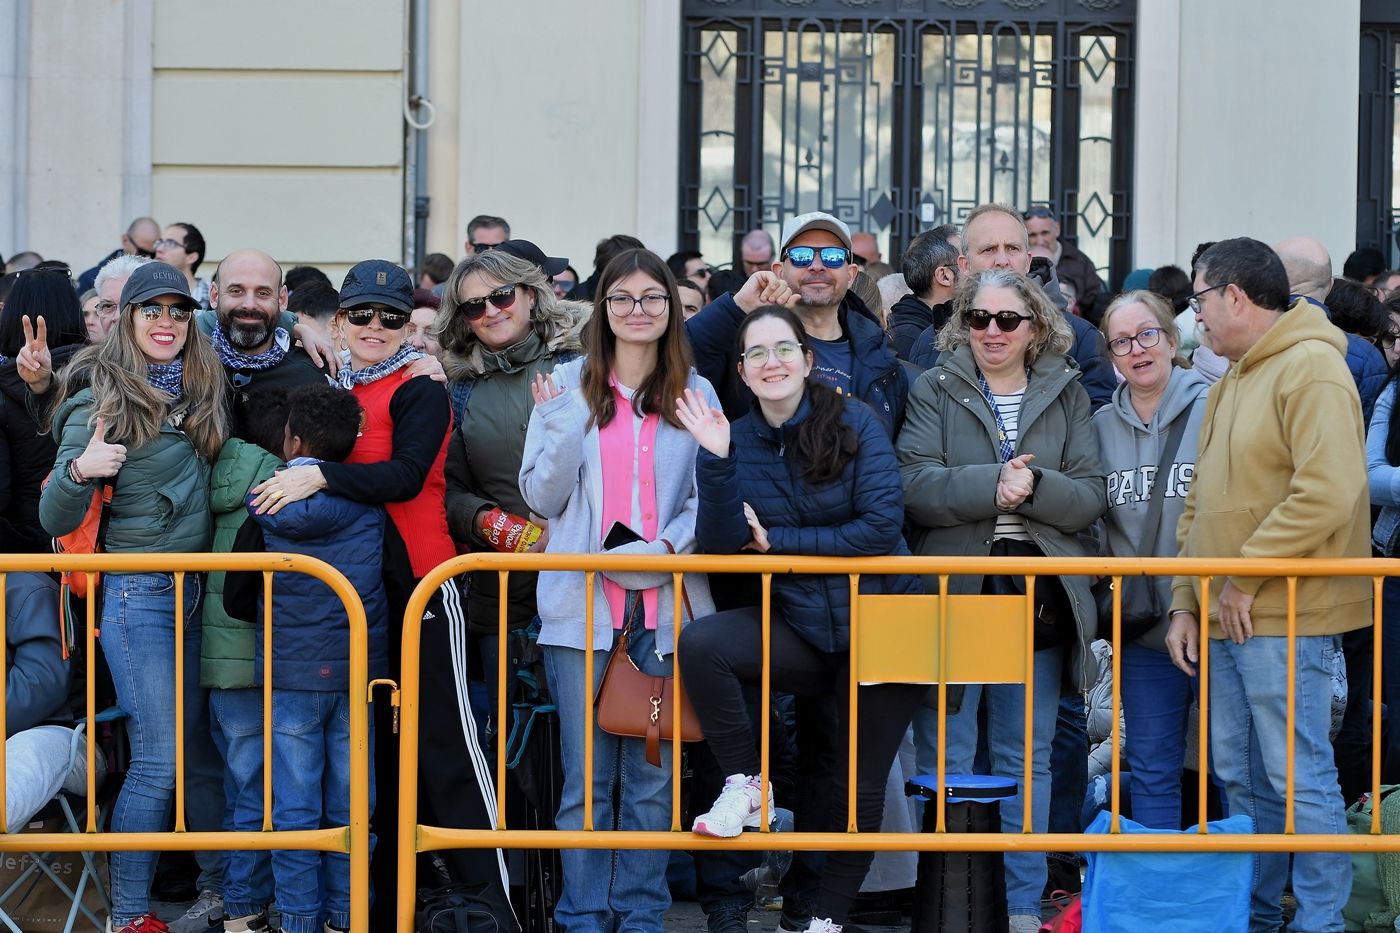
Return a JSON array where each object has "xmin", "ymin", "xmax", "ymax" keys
[{"xmin": 1081, "ymin": 810, "xmax": 1253, "ymax": 932}]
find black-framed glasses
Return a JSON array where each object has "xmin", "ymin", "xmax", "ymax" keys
[
  {"xmin": 742, "ymin": 340, "xmax": 803, "ymax": 367},
  {"xmin": 470, "ymin": 242, "xmax": 500, "ymax": 253},
  {"xmin": 606, "ymin": 293, "xmax": 669, "ymax": 317},
  {"xmin": 1107, "ymin": 327, "xmax": 1165, "ymax": 357},
  {"xmin": 460, "ymin": 284, "xmax": 518, "ymax": 321},
  {"xmin": 153, "ymin": 238, "xmax": 186, "ymax": 251},
  {"xmin": 1186, "ymin": 282, "xmax": 1229, "ymax": 314},
  {"xmin": 133, "ymin": 302, "xmax": 194, "ymax": 323},
  {"xmin": 967, "ymin": 309, "xmax": 1033, "ymax": 332},
  {"xmin": 783, "ymin": 246, "xmax": 851, "ymax": 269},
  {"xmin": 344, "ymin": 306, "xmax": 409, "ymax": 330}
]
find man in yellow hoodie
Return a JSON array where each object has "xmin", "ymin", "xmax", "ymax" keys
[{"xmin": 1166, "ymin": 237, "xmax": 1370, "ymax": 933}]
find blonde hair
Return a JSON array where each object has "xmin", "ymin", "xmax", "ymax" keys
[
  {"xmin": 49, "ymin": 304, "xmax": 228, "ymax": 461},
  {"xmin": 1100, "ymin": 289, "xmax": 1187, "ymax": 368},
  {"xmin": 937, "ymin": 268, "xmax": 1073, "ymax": 365}
]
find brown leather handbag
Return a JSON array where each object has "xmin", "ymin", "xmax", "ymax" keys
[{"xmin": 594, "ymin": 540, "xmax": 703, "ymax": 766}]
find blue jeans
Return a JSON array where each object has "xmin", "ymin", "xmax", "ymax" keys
[
  {"xmin": 1121, "ymin": 642, "xmax": 1194, "ymax": 829},
  {"xmin": 543, "ymin": 622, "xmax": 674, "ymax": 933},
  {"xmin": 934, "ymin": 646, "xmax": 1062, "ymax": 917},
  {"xmin": 1210, "ymin": 635, "xmax": 1349, "ymax": 933},
  {"xmin": 101, "ymin": 571, "xmax": 203, "ymax": 925},
  {"xmin": 220, "ymin": 689, "xmax": 374, "ymax": 933},
  {"xmin": 213, "ymin": 688, "xmax": 274, "ymax": 921},
  {"xmin": 1048, "ymin": 694, "xmax": 1088, "ymax": 834}
]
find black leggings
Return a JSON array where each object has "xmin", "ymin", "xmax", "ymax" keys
[{"xmin": 678, "ymin": 607, "xmax": 928, "ymax": 922}]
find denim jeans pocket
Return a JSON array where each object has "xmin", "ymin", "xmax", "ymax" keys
[
  {"xmin": 118, "ymin": 572, "xmax": 177, "ymax": 596},
  {"xmin": 271, "ymin": 691, "xmax": 322, "ymax": 736}
]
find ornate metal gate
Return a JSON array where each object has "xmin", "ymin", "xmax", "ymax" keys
[
  {"xmin": 679, "ymin": 0, "xmax": 1136, "ymax": 286},
  {"xmin": 1359, "ymin": 0, "xmax": 1400, "ymax": 264}
]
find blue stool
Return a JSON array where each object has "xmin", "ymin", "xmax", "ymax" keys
[{"xmin": 905, "ymin": 773, "xmax": 1017, "ymax": 933}]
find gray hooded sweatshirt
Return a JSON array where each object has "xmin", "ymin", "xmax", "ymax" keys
[{"xmin": 1091, "ymin": 366, "xmax": 1210, "ymax": 651}]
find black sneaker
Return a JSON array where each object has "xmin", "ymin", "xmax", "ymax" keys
[{"xmin": 706, "ymin": 902, "xmax": 750, "ymax": 933}]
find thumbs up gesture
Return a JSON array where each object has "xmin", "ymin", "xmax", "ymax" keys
[
  {"xmin": 76, "ymin": 417, "xmax": 127, "ymax": 480},
  {"xmin": 16, "ymin": 315, "xmax": 53, "ymax": 394}
]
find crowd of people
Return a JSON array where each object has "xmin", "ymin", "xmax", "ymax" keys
[{"xmin": 0, "ymin": 202, "xmax": 1397, "ymax": 933}]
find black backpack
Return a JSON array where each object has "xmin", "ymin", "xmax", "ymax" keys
[{"xmin": 415, "ymin": 883, "xmax": 506, "ymax": 933}]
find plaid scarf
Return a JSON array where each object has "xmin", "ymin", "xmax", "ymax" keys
[
  {"xmin": 336, "ymin": 345, "xmax": 424, "ymax": 389},
  {"xmin": 210, "ymin": 320, "xmax": 289, "ymax": 371},
  {"xmin": 146, "ymin": 359, "xmax": 185, "ymax": 399}
]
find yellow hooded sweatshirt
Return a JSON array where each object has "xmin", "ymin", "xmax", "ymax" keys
[{"xmin": 1170, "ymin": 299, "xmax": 1372, "ymax": 637}]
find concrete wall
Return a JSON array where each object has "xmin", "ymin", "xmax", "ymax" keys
[
  {"xmin": 1135, "ymin": 0, "xmax": 1362, "ymax": 269},
  {"xmin": 149, "ymin": 0, "xmax": 406, "ymax": 286},
  {"xmin": 433, "ymin": 0, "xmax": 681, "ymax": 279}
]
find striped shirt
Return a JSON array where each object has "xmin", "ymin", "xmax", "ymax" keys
[{"xmin": 991, "ymin": 390, "xmax": 1032, "ymax": 542}]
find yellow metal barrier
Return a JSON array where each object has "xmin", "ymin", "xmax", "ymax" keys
[
  {"xmin": 0, "ymin": 553, "xmax": 372, "ymax": 933},
  {"xmin": 396, "ymin": 552, "xmax": 1400, "ymax": 930}
]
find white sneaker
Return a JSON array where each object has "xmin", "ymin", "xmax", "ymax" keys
[
  {"xmin": 692, "ymin": 773, "xmax": 774, "ymax": 837},
  {"xmin": 1008, "ymin": 915, "xmax": 1042, "ymax": 933},
  {"xmin": 803, "ymin": 920, "xmax": 842, "ymax": 933},
  {"xmin": 222, "ymin": 914, "xmax": 270, "ymax": 933},
  {"xmin": 168, "ymin": 890, "xmax": 223, "ymax": 933}
]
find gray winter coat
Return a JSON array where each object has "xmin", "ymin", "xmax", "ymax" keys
[
  {"xmin": 896, "ymin": 345, "xmax": 1107, "ymax": 689},
  {"xmin": 1091, "ymin": 367, "xmax": 1209, "ymax": 651}
]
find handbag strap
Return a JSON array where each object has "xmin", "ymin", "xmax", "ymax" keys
[
  {"xmin": 1134, "ymin": 410, "xmax": 1191, "ymax": 555},
  {"xmin": 660, "ymin": 539, "xmax": 694, "ymax": 622}
]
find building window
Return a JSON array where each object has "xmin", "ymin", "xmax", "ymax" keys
[{"xmin": 1359, "ymin": 11, "xmax": 1400, "ymax": 265}]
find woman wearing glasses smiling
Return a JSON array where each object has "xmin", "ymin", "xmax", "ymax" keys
[
  {"xmin": 897, "ymin": 267, "xmax": 1105, "ymax": 933},
  {"xmin": 1090, "ymin": 290, "xmax": 1209, "ymax": 831},
  {"xmin": 674, "ymin": 304, "xmax": 923, "ymax": 933},
  {"xmin": 40, "ymin": 262, "xmax": 228, "ymax": 933},
  {"xmin": 520, "ymin": 248, "xmax": 717, "ymax": 933}
]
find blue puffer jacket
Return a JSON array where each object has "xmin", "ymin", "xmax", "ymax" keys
[
  {"xmin": 247, "ymin": 483, "xmax": 388, "ymax": 690},
  {"xmin": 695, "ymin": 393, "xmax": 921, "ymax": 652},
  {"xmin": 687, "ymin": 291, "xmax": 910, "ymax": 437},
  {"xmin": 1345, "ymin": 332, "xmax": 1387, "ymax": 427}
]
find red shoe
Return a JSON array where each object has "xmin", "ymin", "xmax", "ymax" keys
[{"xmin": 107, "ymin": 915, "xmax": 171, "ymax": 933}]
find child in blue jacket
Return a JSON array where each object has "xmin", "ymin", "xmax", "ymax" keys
[{"xmin": 222, "ymin": 384, "xmax": 387, "ymax": 933}]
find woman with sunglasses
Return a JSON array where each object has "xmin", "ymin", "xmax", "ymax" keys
[
  {"xmin": 519, "ymin": 248, "xmax": 716, "ymax": 933},
  {"xmin": 250, "ymin": 260, "xmax": 515, "ymax": 931},
  {"xmin": 40, "ymin": 262, "xmax": 228, "ymax": 933},
  {"xmin": 896, "ymin": 268, "xmax": 1105, "ymax": 933},
  {"xmin": 1091, "ymin": 290, "xmax": 1209, "ymax": 828},
  {"xmin": 675, "ymin": 304, "xmax": 924, "ymax": 933},
  {"xmin": 439, "ymin": 248, "xmax": 584, "ymax": 711}
]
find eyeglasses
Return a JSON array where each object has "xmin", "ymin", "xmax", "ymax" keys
[
  {"xmin": 470, "ymin": 242, "xmax": 500, "ymax": 253},
  {"xmin": 1107, "ymin": 327, "xmax": 1165, "ymax": 357},
  {"xmin": 967, "ymin": 309, "xmax": 1034, "ymax": 332},
  {"xmin": 344, "ymin": 306, "xmax": 409, "ymax": 329},
  {"xmin": 133, "ymin": 303, "xmax": 194, "ymax": 323},
  {"xmin": 606, "ymin": 293, "xmax": 669, "ymax": 317},
  {"xmin": 95, "ymin": 300, "xmax": 118, "ymax": 316},
  {"xmin": 1186, "ymin": 282, "xmax": 1229, "ymax": 314},
  {"xmin": 153, "ymin": 238, "xmax": 186, "ymax": 251},
  {"xmin": 742, "ymin": 341, "xmax": 803, "ymax": 367},
  {"xmin": 783, "ymin": 246, "xmax": 851, "ymax": 269},
  {"xmin": 460, "ymin": 285, "xmax": 518, "ymax": 321}
]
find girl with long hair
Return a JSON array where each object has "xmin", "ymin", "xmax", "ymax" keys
[
  {"xmin": 675, "ymin": 305, "xmax": 924, "ymax": 933},
  {"xmin": 40, "ymin": 262, "xmax": 227, "ymax": 933},
  {"xmin": 519, "ymin": 248, "xmax": 717, "ymax": 932}
]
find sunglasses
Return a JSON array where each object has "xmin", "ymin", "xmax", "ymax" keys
[
  {"xmin": 460, "ymin": 285, "xmax": 519, "ymax": 321},
  {"xmin": 967, "ymin": 309, "xmax": 1034, "ymax": 331},
  {"xmin": 344, "ymin": 306, "xmax": 409, "ymax": 329},
  {"xmin": 134, "ymin": 303, "xmax": 194, "ymax": 323},
  {"xmin": 153, "ymin": 238, "xmax": 186, "ymax": 251},
  {"xmin": 783, "ymin": 246, "xmax": 851, "ymax": 269}
]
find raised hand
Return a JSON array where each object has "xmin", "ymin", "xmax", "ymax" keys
[
  {"xmin": 531, "ymin": 372, "xmax": 565, "ymax": 406},
  {"xmin": 76, "ymin": 417, "xmax": 127, "ymax": 479},
  {"xmin": 17, "ymin": 315, "xmax": 53, "ymax": 394},
  {"xmin": 733, "ymin": 271, "xmax": 800, "ymax": 313},
  {"xmin": 675, "ymin": 388, "xmax": 730, "ymax": 457}
]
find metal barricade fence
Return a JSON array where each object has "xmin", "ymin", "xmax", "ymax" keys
[
  {"xmin": 0, "ymin": 554, "xmax": 372, "ymax": 933},
  {"xmin": 397, "ymin": 553, "xmax": 1400, "ymax": 932}
]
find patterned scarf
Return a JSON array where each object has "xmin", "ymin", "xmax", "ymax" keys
[
  {"xmin": 210, "ymin": 319, "xmax": 289, "ymax": 371},
  {"xmin": 336, "ymin": 345, "xmax": 424, "ymax": 389},
  {"xmin": 146, "ymin": 359, "xmax": 185, "ymax": 398}
]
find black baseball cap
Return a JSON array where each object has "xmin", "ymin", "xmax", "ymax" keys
[
  {"xmin": 119, "ymin": 261, "xmax": 197, "ymax": 309},
  {"xmin": 497, "ymin": 239, "xmax": 569, "ymax": 278},
  {"xmin": 339, "ymin": 259, "xmax": 413, "ymax": 313}
]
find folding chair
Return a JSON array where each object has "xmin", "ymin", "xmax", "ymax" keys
[{"xmin": 0, "ymin": 706, "xmax": 125, "ymax": 933}]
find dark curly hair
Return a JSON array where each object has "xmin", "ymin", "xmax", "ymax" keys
[{"xmin": 285, "ymin": 383, "xmax": 363, "ymax": 463}]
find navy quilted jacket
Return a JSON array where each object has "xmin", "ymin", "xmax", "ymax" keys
[
  {"xmin": 1344, "ymin": 331, "xmax": 1387, "ymax": 427},
  {"xmin": 695, "ymin": 394, "xmax": 921, "ymax": 652},
  {"xmin": 247, "ymin": 484, "xmax": 389, "ymax": 690}
]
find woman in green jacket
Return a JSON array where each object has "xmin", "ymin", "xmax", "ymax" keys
[
  {"xmin": 39, "ymin": 262, "xmax": 228, "ymax": 933},
  {"xmin": 896, "ymin": 267, "xmax": 1105, "ymax": 933}
]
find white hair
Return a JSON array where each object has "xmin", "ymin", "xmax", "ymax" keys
[{"xmin": 93, "ymin": 254, "xmax": 153, "ymax": 295}]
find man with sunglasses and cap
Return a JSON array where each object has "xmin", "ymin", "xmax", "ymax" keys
[{"xmin": 687, "ymin": 211, "xmax": 910, "ymax": 439}]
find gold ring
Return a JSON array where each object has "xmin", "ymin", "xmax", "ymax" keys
[{"xmin": 269, "ymin": 489, "xmax": 284, "ymax": 500}]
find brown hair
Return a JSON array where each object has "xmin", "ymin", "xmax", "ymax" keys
[
  {"xmin": 580, "ymin": 248, "xmax": 692, "ymax": 430},
  {"xmin": 1100, "ymin": 289, "xmax": 1188, "ymax": 368}
]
